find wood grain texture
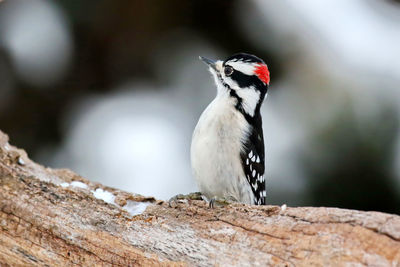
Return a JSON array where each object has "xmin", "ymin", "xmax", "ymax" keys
[{"xmin": 0, "ymin": 130, "xmax": 399, "ymax": 267}]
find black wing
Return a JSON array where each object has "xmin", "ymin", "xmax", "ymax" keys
[{"xmin": 240, "ymin": 125, "xmax": 266, "ymax": 205}]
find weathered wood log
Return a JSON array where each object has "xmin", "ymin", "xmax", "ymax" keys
[{"xmin": 0, "ymin": 130, "xmax": 399, "ymax": 267}]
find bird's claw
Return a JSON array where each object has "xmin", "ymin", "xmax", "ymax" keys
[
  {"xmin": 168, "ymin": 192, "xmax": 204, "ymax": 207},
  {"xmin": 209, "ymin": 196, "xmax": 237, "ymax": 208}
]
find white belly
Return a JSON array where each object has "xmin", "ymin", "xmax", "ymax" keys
[{"xmin": 190, "ymin": 95, "xmax": 254, "ymax": 204}]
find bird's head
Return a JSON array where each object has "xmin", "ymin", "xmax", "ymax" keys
[{"xmin": 200, "ymin": 53, "xmax": 270, "ymax": 117}]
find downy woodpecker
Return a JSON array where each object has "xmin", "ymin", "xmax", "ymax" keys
[{"xmin": 191, "ymin": 53, "xmax": 270, "ymax": 205}]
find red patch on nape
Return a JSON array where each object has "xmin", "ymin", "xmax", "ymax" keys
[{"xmin": 254, "ymin": 64, "xmax": 270, "ymax": 85}]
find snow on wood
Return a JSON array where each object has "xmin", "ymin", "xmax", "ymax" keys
[{"xmin": 0, "ymin": 130, "xmax": 399, "ymax": 266}]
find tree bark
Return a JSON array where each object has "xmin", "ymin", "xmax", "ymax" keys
[{"xmin": 0, "ymin": 130, "xmax": 399, "ymax": 267}]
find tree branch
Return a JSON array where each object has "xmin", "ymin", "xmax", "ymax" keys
[{"xmin": 0, "ymin": 130, "xmax": 399, "ymax": 266}]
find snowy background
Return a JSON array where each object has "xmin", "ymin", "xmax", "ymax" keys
[{"xmin": 1, "ymin": 0, "xmax": 400, "ymax": 213}]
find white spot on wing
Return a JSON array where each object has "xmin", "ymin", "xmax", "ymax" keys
[
  {"xmin": 252, "ymin": 169, "xmax": 256, "ymax": 177},
  {"xmin": 249, "ymin": 151, "xmax": 253, "ymax": 158},
  {"xmin": 251, "ymin": 155, "xmax": 256, "ymax": 162},
  {"xmin": 256, "ymin": 156, "xmax": 260, "ymax": 163},
  {"xmin": 252, "ymin": 182, "xmax": 258, "ymax": 190},
  {"xmin": 246, "ymin": 158, "xmax": 249, "ymax": 165}
]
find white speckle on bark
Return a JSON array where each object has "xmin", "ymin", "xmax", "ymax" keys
[
  {"xmin": 122, "ymin": 200, "xmax": 150, "ymax": 216},
  {"xmin": 60, "ymin": 181, "xmax": 88, "ymax": 189},
  {"xmin": 91, "ymin": 188, "xmax": 116, "ymax": 204},
  {"xmin": 17, "ymin": 156, "xmax": 25, "ymax": 165},
  {"xmin": 60, "ymin": 182, "xmax": 69, "ymax": 188},
  {"xmin": 280, "ymin": 204, "xmax": 287, "ymax": 212},
  {"xmin": 70, "ymin": 181, "xmax": 88, "ymax": 189}
]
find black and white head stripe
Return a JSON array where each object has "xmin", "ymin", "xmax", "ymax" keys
[
  {"xmin": 222, "ymin": 53, "xmax": 269, "ymax": 88},
  {"xmin": 213, "ymin": 53, "xmax": 269, "ymax": 118}
]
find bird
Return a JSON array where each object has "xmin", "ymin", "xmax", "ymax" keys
[{"xmin": 191, "ymin": 53, "xmax": 270, "ymax": 206}]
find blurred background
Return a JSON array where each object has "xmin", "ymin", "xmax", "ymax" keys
[{"xmin": 1, "ymin": 0, "xmax": 400, "ymax": 214}]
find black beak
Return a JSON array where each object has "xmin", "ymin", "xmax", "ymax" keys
[{"xmin": 199, "ymin": 56, "xmax": 217, "ymax": 70}]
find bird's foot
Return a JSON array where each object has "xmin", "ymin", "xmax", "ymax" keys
[
  {"xmin": 209, "ymin": 196, "xmax": 237, "ymax": 209},
  {"xmin": 168, "ymin": 192, "xmax": 204, "ymax": 207}
]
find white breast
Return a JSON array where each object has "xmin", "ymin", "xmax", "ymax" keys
[{"xmin": 190, "ymin": 93, "xmax": 254, "ymax": 204}]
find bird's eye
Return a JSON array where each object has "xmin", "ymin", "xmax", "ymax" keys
[{"xmin": 224, "ymin": 66, "xmax": 233, "ymax": 76}]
